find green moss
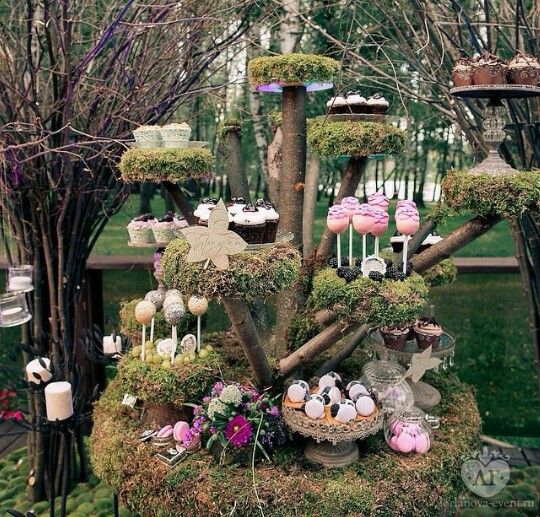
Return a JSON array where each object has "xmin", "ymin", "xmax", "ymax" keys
[
  {"xmin": 116, "ymin": 353, "xmax": 222, "ymax": 407},
  {"xmin": 309, "ymin": 268, "xmax": 428, "ymax": 327},
  {"xmin": 119, "ymin": 147, "xmax": 213, "ymax": 183},
  {"xmin": 288, "ymin": 312, "xmax": 322, "ymax": 351},
  {"xmin": 217, "ymin": 117, "xmax": 242, "ymax": 141},
  {"xmin": 422, "ymin": 258, "xmax": 457, "ymax": 287},
  {"xmin": 442, "ymin": 169, "xmax": 540, "ymax": 218},
  {"xmin": 307, "ymin": 118, "xmax": 406, "ymax": 157},
  {"xmin": 161, "ymin": 239, "xmax": 301, "ymax": 300},
  {"xmin": 247, "ymin": 53, "xmax": 338, "ymax": 87}
]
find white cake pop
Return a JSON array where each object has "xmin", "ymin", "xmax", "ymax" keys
[
  {"xmin": 318, "ymin": 371, "xmax": 342, "ymax": 389},
  {"xmin": 317, "ymin": 385, "xmax": 341, "ymax": 405},
  {"xmin": 287, "ymin": 380, "xmax": 309, "ymax": 403},
  {"xmin": 304, "ymin": 394, "xmax": 325, "ymax": 419},
  {"xmin": 164, "ymin": 302, "xmax": 185, "ymax": 325},
  {"xmin": 145, "ymin": 290, "xmax": 165, "ymax": 310},
  {"xmin": 331, "ymin": 399, "xmax": 357, "ymax": 424},
  {"xmin": 346, "ymin": 381, "xmax": 369, "ymax": 401},
  {"xmin": 188, "ymin": 295, "xmax": 209, "ymax": 316},
  {"xmin": 135, "ymin": 300, "xmax": 156, "ymax": 325},
  {"xmin": 355, "ymin": 395, "xmax": 376, "ymax": 417}
]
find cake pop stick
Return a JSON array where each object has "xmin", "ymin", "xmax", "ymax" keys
[
  {"xmin": 164, "ymin": 301, "xmax": 185, "ymax": 362},
  {"xmin": 326, "ymin": 205, "xmax": 349, "ymax": 267},
  {"xmin": 341, "ymin": 197, "xmax": 360, "ymax": 266},
  {"xmin": 352, "ymin": 204, "xmax": 376, "ymax": 261},
  {"xmin": 395, "ymin": 206, "xmax": 420, "ymax": 274},
  {"xmin": 135, "ymin": 301, "xmax": 156, "ymax": 360},
  {"xmin": 370, "ymin": 208, "xmax": 389, "ymax": 258},
  {"xmin": 145, "ymin": 290, "xmax": 164, "ymax": 343},
  {"xmin": 188, "ymin": 295, "xmax": 209, "ymax": 352}
]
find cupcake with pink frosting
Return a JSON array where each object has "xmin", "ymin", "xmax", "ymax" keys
[
  {"xmin": 127, "ymin": 214, "xmax": 156, "ymax": 244},
  {"xmin": 368, "ymin": 192, "xmax": 389, "ymax": 211},
  {"xmin": 326, "ymin": 205, "xmax": 350, "ymax": 234}
]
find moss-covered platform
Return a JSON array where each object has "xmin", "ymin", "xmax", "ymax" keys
[
  {"xmin": 308, "ymin": 269, "xmax": 428, "ymax": 327},
  {"xmin": 247, "ymin": 53, "xmax": 338, "ymax": 88},
  {"xmin": 161, "ymin": 240, "xmax": 301, "ymax": 300},
  {"xmin": 307, "ymin": 118, "xmax": 406, "ymax": 157},
  {"xmin": 119, "ymin": 147, "xmax": 213, "ymax": 183},
  {"xmin": 90, "ymin": 354, "xmax": 482, "ymax": 517},
  {"xmin": 442, "ymin": 169, "xmax": 540, "ymax": 218}
]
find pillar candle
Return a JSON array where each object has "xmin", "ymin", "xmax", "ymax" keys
[
  {"xmin": 8, "ymin": 276, "xmax": 32, "ymax": 290},
  {"xmin": 25, "ymin": 358, "xmax": 52, "ymax": 384},
  {"xmin": 103, "ymin": 335, "xmax": 121, "ymax": 354},
  {"xmin": 45, "ymin": 382, "xmax": 73, "ymax": 421}
]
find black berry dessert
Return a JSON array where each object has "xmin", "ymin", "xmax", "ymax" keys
[
  {"xmin": 379, "ymin": 326, "xmax": 410, "ymax": 351},
  {"xmin": 194, "ymin": 198, "xmax": 217, "ymax": 225},
  {"xmin": 326, "ymin": 94, "xmax": 348, "ymax": 114},
  {"xmin": 413, "ymin": 317, "xmax": 443, "ymax": 351},
  {"xmin": 344, "ymin": 92, "xmax": 367, "ymax": 113},
  {"xmin": 232, "ymin": 204, "xmax": 266, "ymax": 244},
  {"xmin": 472, "ymin": 51, "xmax": 507, "ymax": 85}
]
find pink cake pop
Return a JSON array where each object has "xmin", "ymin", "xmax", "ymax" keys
[
  {"xmin": 368, "ymin": 192, "xmax": 389, "ymax": 211},
  {"xmin": 395, "ymin": 205, "xmax": 420, "ymax": 274},
  {"xmin": 370, "ymin": 208, "xmax": 389, "ymax": 256},
  {"xmin": 327, "ymin": 205, "xmax": 349, "ymax": 267},
  {"xmin": 352, "ymin": 204, "xmax": 377, "ymax": 260},
  {"xmin": 397, "ymin": 200, "xmax": 417, "ymax": 210},
  {"xmin": 341, "ymin": 197, "xmax": 361, "ymax": 265}
]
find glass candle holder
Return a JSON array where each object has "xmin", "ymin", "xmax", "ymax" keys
[
  {"xmin": 361, "ymin": 360, "xmax": 414, "ymax": 413},
  {"xmin": 0, "ymin": 292, "xmax": 32, "ymax": 327},
  {"xmin": 7, "ymin": 265, "xmax": 34, "ymax": 292},
  {"xmin": 385, "ymin": 406, "xmax": 432, "ymax": 454}
]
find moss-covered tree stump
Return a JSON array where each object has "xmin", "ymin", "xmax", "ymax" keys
[
  {"xmin": 90, "ymin": 363, "xmax": 481, "ymax": 516},
  {"xmin": 442, "ymin": 169, "xmax": 540, "ymax": 218},
  {"xmin": 161, "ymin": 239, "xmax": 302, "ymax": 300},
  {"xmin": 308, "ymin": 268, "xmax": 429, "ymax": 327},
  {"xmin": 308, "ymin": 118, "xmax": 407, "ymax": 157},
  {"xmin": 119, "ymin": 147, "xmax": 213, "ymax": 183}
]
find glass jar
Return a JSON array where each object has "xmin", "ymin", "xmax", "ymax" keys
[
  {"xmin": 7, "ymin": 265, "xmax": 34, "ymax": 292},
  {"xmin": 384, "ymin": 406, "xmax": 432, "ymax": 454},
  {"xmin": 361, "ymin": 360, "xmax": 414, "ymax": 413},
  {"xmin": 0, "ymin": 292, "xmax": 32, "ymax": 327}
]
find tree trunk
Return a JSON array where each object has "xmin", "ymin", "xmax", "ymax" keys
[
  {"xmin": 316, "ymin": 156, "xmax": 367, "ymax": 264},
  {"xmin": 268, "ymin": 125, "xmax": 283, "ymax": 205},
  {"xmin": 163, "ymin": 182, "xmax": 197, "ymax": 225},
  {"xmin": 221, "ymin": 130, "xmax": 250, "ymax": 201},
  {"xmin": 303, "ymin": 153, "xmax": 321, "ymax": 257}
]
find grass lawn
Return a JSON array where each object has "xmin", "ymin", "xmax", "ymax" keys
[{"xmin": 1, "ymin": 194, "xmax": 538, "ymax": 444}]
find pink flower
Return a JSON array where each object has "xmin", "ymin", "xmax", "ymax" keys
[{"xmin": 224, "ymin": 415, "xmax": 252, "ymax": 447}]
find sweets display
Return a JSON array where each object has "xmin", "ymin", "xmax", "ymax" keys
[
  {"xmin": 377, "ymin": 315, "xmax": 444, "ymax": 352},
  {"xmin": 452, "ymin": 51, "xmax": 540, "ymax": 87},
  {"xmin": 132, "ymin": 122, "xmax": 192, "ymax": 148},
  {"xmin": 128, "ymin": 212, "xmax": 187, "ymax": 244},
  {"xmin": 326, "ymin": 92, "xmax": 389, "ymax": 115}
]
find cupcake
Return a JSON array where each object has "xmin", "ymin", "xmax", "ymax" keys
[
  {"xmin": 258, "ymin": 201, "xmax": 280, "ymax": 243},
  {"xmin": 227, "ymin": 197, "xmax": 247, "ymax": 216},
  {"xmin": 173, "ymin": 214, "xmax": 188, "ymax": 232},
  {"xmin": 380, "ymin": 326, "xmax": 410, "ymax": 351},
  {"xmin": 366, "ymin": 93, "xmax": 389, "ymax": 115},
  {"xmin": 346, "ymin": 92, "xmax": 367, "ymax": 113},
  {"xmin": 417, "ymin": 232, "xmax": 443, "ymax": 253},
  {"xmin": 196, "ymin": 208, "xmax": 211, "ymax": 227},
  {"xmin": 452, "ymin": 58, "xmax": 474, "ymax": 87},
  {"xmin": 508, "ymin": 51, "xmax": 540, "ymax": 86},
  {"xmin": 390, "ymin": 232, "xmax": 405, "ymax": 253},
  {"xmin": 160, "ymin": 122, "xmax": 192, "ymax": 148},
  {"xmin": 152, "ymin": 213, "xmax": 175, "ymax": 243},
  {"xmin": 326, "ymin": 95, "xmax": 348, "ymax": 114},
  {"xmin": 194, "ymin": 198, "xmax": 217, "ymax": 223},
  {"xmin": 128, "ymin": 214, "xmax": 156, "ymax": 244},
  {"xmin": 472, "ymin": 51, "xmax": 507, "ymax": 85},
  {"xmin": 232, "ymin": 204, "xmax": 266, "ymax": 244},
  {"xmin": 413, "ymin": 318, "xmax": 443, "ymax": 351},
  {"xmin": 133, "ymin": 125, "xmax": 162, "ymax": 148}
]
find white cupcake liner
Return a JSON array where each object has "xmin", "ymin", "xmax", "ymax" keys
[
  {"xmin": 152, "ymin": 226, "xmax": 175, "ymax": 243},
  {"xmin": 133, "ymin": 127, "xmax": 163, "ymax": 149},
  {"xmin": 128, "ymin": 226, "xmax": 155, "ymax": 244}
]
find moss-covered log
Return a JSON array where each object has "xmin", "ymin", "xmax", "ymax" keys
[
  {"xmin": 161, "ymin": 239, "xmax": 301, "ymax": 300},
  {"xmin": 119, "ymin": 147, "xmax": 213, "ymax": 183},
  {"xmin": 442, "ymin": 169, "xmax": 540, "ymax": 218}
]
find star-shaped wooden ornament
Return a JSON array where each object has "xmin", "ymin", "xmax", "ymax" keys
[
  {"xmin": 404, "ymin": 346, "xmax": 442, "ymax": 383},
  {"xmin": 181, "ymin": 199, "xmax": 247, "ymax": 270}
]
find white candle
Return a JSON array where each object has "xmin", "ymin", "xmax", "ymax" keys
[
  {"xmin": 45, "ymin": 382, "xmax": 73, "ymax": 421},
  {"xmin": 8, "ymin": 276, "xmax": 32, "ymax": 290},
  {"xmin": 26, "ymin": 358, "xmax": 52, "ymax": 384},
  {"xmin": 2, "ymin": 307, "xmax": 22, "ymax": 316},
  {"xmin": 103, "ymin": 335, "xmax": 121, "ymax": 354}
]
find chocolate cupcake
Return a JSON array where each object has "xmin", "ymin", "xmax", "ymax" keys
[
  {"xmin": 366, "ymin": 93, "xmax": 389, "ymax": 115},
  {"xmin": 508, "ymin": 51, "xmax": 540, "ymax": 86},
  {"xmin": 345, "ymin": 92, "xmax": 368, "ymax": 114},
  {"xmin": 232, "ymin": 204, "xmax": 266, "ymax": 244},
  {"xmin": 379, "ymin": 326, "xmax": 410, "ymax": 351},
  {"xmin": 452, "ymin": 58, "xmax": 474, "ymax": 87},
  {"xmin": 258, "ymin": 201, "xmax": 279, "ymax": 243},
  {"xmin": 326, "ymin": 95, "xmax": 348, "ymax": 114},
  {"xmin": 390, "ymin": 232, "xmax": 405, "ymax": 253},
  {"xmin": 413, "ymin": 317, "xmax": 443, "ymax": 351},
  {"xmin": 472, "ymin": 51, "xmax": 507, "ymax": 85}
]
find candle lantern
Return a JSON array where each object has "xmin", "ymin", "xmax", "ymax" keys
[
  {"xmin": 103, "ymin": 335, "xmax": 122, "ymax": 355},
  {"xmin": 7, "ymin": 265, "xmax": 34, "ymax": 292},
  {"xmin": 0, "ymin": 292, "xmax": 32, "ymax": 327},
  {"xmin": 44, "ymin": 381, "xmax": 74, "ymax": 421}
]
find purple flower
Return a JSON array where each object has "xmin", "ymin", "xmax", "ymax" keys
[
  {"xmin": 193, "ymin": 405, "xmax": 203, "ymax": 416},
  {"xmin": 224, "ymin": 415, "xmax": 252, "ymax": 447},
  {"xmin": 202, "ymin": 396, "xmax": 211, "ymax": 403},
  {"xmin": 213, "ymin": 381, "xmax": 224, "ymax": 395},
  {"xmin": 269, "ymin": 405, "xmax": 279, "ymax": 417}
]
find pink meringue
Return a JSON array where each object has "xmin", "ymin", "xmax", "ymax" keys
[{"xmin": 327, "ymin": 205, "xmax": 350, "ymax": 234}]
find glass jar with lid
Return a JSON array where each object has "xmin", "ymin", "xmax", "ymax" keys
[
  {"xmin": 361, "ymin": 360, "xmax": 414, "ymax": 413},
  {"xmin": 0, "ymin": 292, "xmax": 32, "ymax": 327},
  {"xmin": 384, "ymin": 406, "xmax": 432, "ymax": 454}
]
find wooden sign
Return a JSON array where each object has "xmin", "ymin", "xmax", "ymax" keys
[
  {"xmin": 181, "ymin": 199, "xmax": 247, "ymax": 270},
  {"xmin": 404, "ymin": 346, "xmax": 442, "ymax": 383}
]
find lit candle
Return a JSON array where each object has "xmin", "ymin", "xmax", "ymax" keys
[
  {"xmin": 44, "ymin": 382, "xmax": 73, "ymax": 421},
  {"xmin": 8, "ymin": 276, "xmax": 32, "ymax": 291},
  {"xmin": 25, "ymin": 358, "xmax": 52, "ymax": 384},
  {"xmin": 103, "ymin": 335, "xmax": 122, "ymax": 355}
]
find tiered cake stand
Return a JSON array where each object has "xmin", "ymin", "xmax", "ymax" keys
[
  {"xmin": 450, "ymin": 84, "xmax": 540, "ymax": 174},
  {"xmin": 366, "ymin": 330, "xmax": 456, "ymax": 410}
]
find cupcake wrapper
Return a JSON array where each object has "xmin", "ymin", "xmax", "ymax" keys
[
  {"xmin": 152, "ymin": 226, "xmax": 175, "ymax": 243},
  {"xmin": 508, "ymin": 66, "xmax": 540, "ymax": 86},
  {"xmin": 415, "ymin": 332, "xmax": 441, "ymax": 351},
  {"xmin": 128, "ymin": 226, "xmax": 155, "ymax": 244},
  {"xmin": 381, "ymin": 332, "xmax": 407, "ymax": 351}
]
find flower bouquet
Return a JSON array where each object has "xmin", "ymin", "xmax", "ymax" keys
[{"xmin": 190, "ymin": 381, "xmax": 287, "ymax": 465}]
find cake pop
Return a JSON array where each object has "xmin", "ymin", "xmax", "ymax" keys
[
  {"xmin": 304, "ymin": 394, "xmax": 325, "ymax": 419},
  {"xmin": 318, "ymin": 371, "xmax": 341, "ymax": 389},
  {"xmin": 341, "ymin": 196, "xmax": 361, "ymax": 265},
  {"xmin": 326, "ymin": 205, "xmax": 349, "ymax": 267},
  {"xmin": 287, "ymin": 380, "xmax": 309, "ymax": 403},
  {"xmin": 317, "ymin": 385, "xmax": 341, "ymax": 405},
  {"xmin": 346, "ymin": 381, "xmax": 369, "ymax": 401},
  {"xmin": 188, "ymin": 295, "xmax": 209, "ymax": 352},
  {"xmin": 368, "ymin": 192, "xmax": 389, "ymax": 211},
  {"xmin": 395, "ymin": 205, "xmax": 420, "ymax": 275},
  {"xmin": 352, "ymin": 204, "xmax": 377, "ymax": 261},
  {"xmin": 370, "ymin": 208, "xmax": 389, "ymax": 257},
  {"xmin": 330, "ymin": 399, "xmax": 357, "ymax": 424},
  {"xmin": 355, "ymin": 395, "xmax": 376, "ymax": 416},
  {"xmin": 145, "ymin": 290, "xmax": 165, "ymax": 342},
  {"xmin": 165, "ymin": 301, "xmax": 185, "ymax": 362},
  {"xmin": 135, "ymin": 300, "xmax": 156, "ymax": 360}
]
